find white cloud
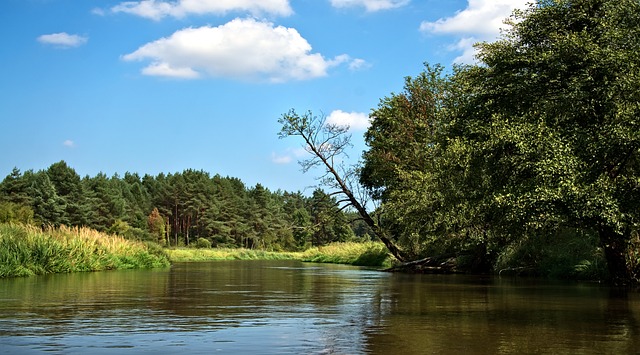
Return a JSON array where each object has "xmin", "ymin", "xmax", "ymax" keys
[
  {"xmin": 63, "ymin": 140, "xmax": 75, "ymax": 148},
  {"xmin": 348, "ymin": 58, "xmax": 371, "ymax": 71},
  {"xmin": 420, "ymin": 0, "xmax": 531, "ymax": 64},
  {"xmin": 326, "ymin": 110, "xmax": 370, "ymax": 131},
  {"xmin": 122, "ymin": 18, "xmax": 350, "ymax": 82},
  {"xmin": 37, "ymin": 33, "xmax": 88, "ymax": 48},
  {"xmin": 110, "ymin": 0, "xmax": 293, "ymax": 20},
  {"xmin": 91, "ymin": 8, "xmax": 106, "ymax": 16},
  {"xmin": 271, "ymin": 148, "xmax": 308, "ymax": 165},
  {"xmin": 449, "ymin": 37, "xmax": 478, "ymax": 65},
  {"xmin": 271, "ymin": 152, "xmax": 292, "ymax": 164},
  {"xmin": 330, "ymin": 0, "xmax": 409, "ymax": 12}
]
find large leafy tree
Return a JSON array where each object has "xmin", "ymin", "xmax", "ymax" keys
[
  {"xmin": 363, "ymin": 0, "xmax": 640, "ymax": 283},
  {"xmin": 459, "ymin": 0, "xmax": 640, "ymax": 284},
  {"xmin": 360, "ymin": 65, "xmax": 465, "ymax": 259},
  {"xmin": 361, "ymin": 64, "xmax": 448, "ymax": 201}
]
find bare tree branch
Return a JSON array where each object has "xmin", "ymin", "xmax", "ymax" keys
[{"xmin": 278, "ymin": 109, "xmax": 407, "ymax": 262}]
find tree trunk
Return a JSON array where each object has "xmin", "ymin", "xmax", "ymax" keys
[{"xmin": 599, "ymin": 225, "xmax": 631, "ymax": 285}]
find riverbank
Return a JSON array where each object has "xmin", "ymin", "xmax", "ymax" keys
[
  {"xmin": 0, "ymin": 223, "xmax": 392, "ymax": 278},
  {"xmin": 0, "ymin": 223, "xmax": 170, "ymax": 278},
  {"xmin": 166, "ymin": 241, "xmax": 392, "ymax": 268}
]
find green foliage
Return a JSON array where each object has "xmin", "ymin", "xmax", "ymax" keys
[
  {"xmin": 494, "ymin": 228, "xmax": 607, "ymax": 280},
  {"xmin": 195, "ymin": 237, "xmax": 212, "ymax": 249},
  {"xmin": 0, "ymin": 202, "xmax": 34, "ymax": 225},
  {"xmin": 108, "ymin": 219, "xmax": 130, "ymax": 236},
  {"xmin": 0, "ymin": 161, "xmax": 360, "ymax": 253},
  {"xmin": 360, "ymin": 0, "xmax": 640, "ymax": 282}
]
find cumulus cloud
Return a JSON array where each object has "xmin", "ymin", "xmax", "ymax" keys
[
  {"xmin": 110, "ymin": 0, "xmax": 293, "ymax": 20},
  {"xmin": 122, "ymin": 18, "xmax": 352, "ymax": 82},
  {"xmin": 63, "ymin": 140, "xmax": 75, "ymax": 148},
  {"xmin": 326, "ymin": 110, "xmax": 370, "ymax": 131},
  {"xmin": 37, "ymin": 33, "xmax": 88, "ymax": 48},
  {"xmin": 330, "ymin": 0, "xmax": 409, "ymax": 12},
  {"xmin": 420, "ymin": 0, "xmax": 530, "ymax": 64}
]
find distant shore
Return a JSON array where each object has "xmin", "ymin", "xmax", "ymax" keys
[{"xmin": 0, "ymin": 223, "xmax": 391, "ymax": 278}]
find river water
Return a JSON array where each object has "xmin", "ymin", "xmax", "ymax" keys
[{"xmin": 0, "ymin": 260, "xmax": 638, "ymax": 354}]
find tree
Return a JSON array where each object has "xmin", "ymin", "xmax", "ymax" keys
[
  {"xmin": 361, "ymin": 64, "xmax": 448, "ymax": 201},
  {"xmin": 360, "ymin": 0, "xmax": 640, "ymax": 283},
  {"xmin": 278, "ymin": 109, "xmax": 406, "ymax": 262},
  {"xmin": 309, "ymin": 189, "xmax": 354, "ymax": 246},
  {"xmin": 0, "ymin": 167, "xmax": 33, "ymax": 206},
  {"xmin": 29, "ymin": 172, "xmax": 65, "ymax": 226},
  {"xmin": 369, "ymin": 0, "xmax": 639, "ymax": 282},
  {"xmin": 0, "ymin": 201, "xmax": 35, "ymax": 224},
  {"xmin": 360, "ymin": 65, "xmax": 469, "ymax": 260},
  {"xmin": 46, "ymin": 161, "xmax": 93, "ymax": 227},
  {"xmin": 459, "ymin": 0, "xmax": 640, "ymax": 284},
  {"xmin": 148, "ymin": 207, "xmax": 167, "ymax": 245}
]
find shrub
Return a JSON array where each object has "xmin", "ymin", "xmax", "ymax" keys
[{"xmin": 195, "ymin": 237, "xmax": 212, "ymax": 249}]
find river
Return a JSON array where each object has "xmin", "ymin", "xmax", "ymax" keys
[{"xmin": 0, "ymin": 260, "xmax": 638, "ymax": 354}]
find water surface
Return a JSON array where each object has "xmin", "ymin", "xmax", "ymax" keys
[{"xmin": 1, "ymin": 260, "xmax": 638, "ymax": 354}]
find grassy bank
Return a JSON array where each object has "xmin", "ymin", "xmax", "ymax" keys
[
  {"xmin": 0, "ymin": 223, "xmax": 391, "ymax": 278},
  {"xmin": 167, "ymin": 241, "xmax": 392, "ymax": 268},
  {"xmin": 0, "ymin": 223, "xmax": 170, "ymax": 278},
  {"xmin": 298, "ymin": 242, "xmax": 392, "ymax": 267}
]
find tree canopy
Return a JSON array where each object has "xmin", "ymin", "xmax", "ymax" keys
[{"xmin": 358, "ymin": 0, "xmax": 640, "ymax": 283}]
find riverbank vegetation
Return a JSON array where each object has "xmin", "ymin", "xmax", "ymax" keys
[
  {"xmin": 280, "ymin": 0, "xmax": 640, "ymax": 284},
  {"xmin": 0, "ymin": 162, "xmax": 368, "ymax": 252},
  {"xmin": 0, "ymin": 222, "xmax": 390, "ymax": 278},
  {"xmin": 0, "ymin": 223, "xmax": 170, "ymax": 278},
  {"xmin": 166, "ymin": 241, "xmax": 391, "ymax": 268}
]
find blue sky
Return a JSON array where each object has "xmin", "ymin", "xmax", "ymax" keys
[{"xmin": 1, "ymin": 0, "xmax": 529, "ymax": 193}]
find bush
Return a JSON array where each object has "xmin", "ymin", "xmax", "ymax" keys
[
  {"xmin": 494, "ymin": 228, "xmax": 607, "ymax": 280},
  {"xmin": 195, "ymin": 237, "xmax": 212, "ymax": 249}
]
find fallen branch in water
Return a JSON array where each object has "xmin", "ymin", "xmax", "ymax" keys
[{"xmin": 385, "ymin": 255, "xmax": 459, "ymax": 274}]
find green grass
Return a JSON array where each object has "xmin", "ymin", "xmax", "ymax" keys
[
  {"xmin": 166, "ymin": 247, "xmax": 297, "ymax": 262},
  {"xmin": 0, "ymin": 223, "xmax": 170, "ymax": 278},
  {"xmin": 298, "ymin": 242, "xmax": 392, "ymax": 267},
  {"xmin": 167, "ymin": 241, "xmax": 392, "ymax": 268}
]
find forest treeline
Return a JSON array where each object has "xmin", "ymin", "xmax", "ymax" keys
[{"xmin": 0, "ymin": 161, "xmax": 368, "ymax": 250}]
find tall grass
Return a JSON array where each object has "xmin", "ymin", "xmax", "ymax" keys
[
  {"xmin": 166, "ymin": 241, "xmax": 392, "ymax": 268},
  {"xmin": 299, "ymin": 242, "xmax": 392, "ymax": 267},
  {"xmin": 0, "ymin": 223, "xmax": 170, "ymax": 278},
  {"xmin": 167, "ymin": 248, "xmax": 297, "ymax": 262}
]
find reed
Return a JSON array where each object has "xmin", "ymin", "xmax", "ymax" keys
[{"xmin": 0, "ymin": 223, "xmax": 170, "ymax": 278}]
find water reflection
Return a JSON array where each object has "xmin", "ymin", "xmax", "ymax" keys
[
  {"xmin": 366, "ymin": 274, "xmax": 640, "ymax": 354},
  {"xmin": 0, "ymin": 261, "xmax": 639, "ymax": 354}
]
